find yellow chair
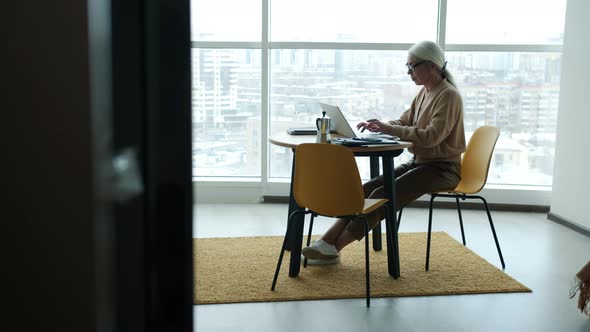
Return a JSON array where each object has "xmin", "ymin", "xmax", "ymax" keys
[
  {"xmin": 270, "ymin": 143, "xmax": 391, "ymax": 307},
  {"xmin": 398, "ymin": 125, "xmax": 505, "ymax": 271}
]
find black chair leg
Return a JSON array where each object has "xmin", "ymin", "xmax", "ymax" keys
[
  {"xmin": 364, "ymin": 219, "xmax": 370, "ymax": 307},
  {"xmin": 271, "ymin": 223, "xmax": 291, "ymax": 290},
  {"xmin": 397, "ymin": 208, "xmax": 403, "ymax": 231},
  {"xmin": 303, "ymin": 213, "xmax": 316, "ymax": 268},
  {"xmin": 455, "ymin": 197, "xmax": 466, "ymax": 245},
  {"xmin": 480, "ymin": 196, "xmax": 505, "ymax": 269},
  {"xmin": 372, "ymin": 221, "xmax": 382, "ymax": 252},
  {"xmin": 272, "ymin": 210, "xmax": 305, "ymax": 290},
  {"xmin": 425, "ymin": 194, "xmax": 436, "ymax": 271}
]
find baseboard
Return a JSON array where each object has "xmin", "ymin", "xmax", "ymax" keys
[
  {"xmin": 262, "ymin": 196, "xmax": 291, "ymax": 204},
  {"xmin": 547, "ymin": 212, "xmax": 590, "ymax": 237},
  {"xmin": 263, "ymin": 196, "xmax": 550, "ymax": 213}
]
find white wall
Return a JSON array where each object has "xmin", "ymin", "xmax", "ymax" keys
[{"xmin": 550, "ymin": 0, "xmax": 590, "ymax": 229}]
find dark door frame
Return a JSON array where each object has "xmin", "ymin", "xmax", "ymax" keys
[
  {"xmin": 5, "ymin": 0, "xmax": 193, "ymax": 330},
  {"xmin": 111, "ymin": 0, "xmax": 193, "ymax": 330}
]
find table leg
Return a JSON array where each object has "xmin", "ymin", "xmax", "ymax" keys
[
  {"xmin": 382, "ymin": 153, "xmax": 400, "ymax": 278},
  {"xmin": 285, "ymin": 149, "xmax": 304, "ymax": 277},
  {"xmin": 369, "ymin": 156, "xmax": 382, "ymax": 251}
]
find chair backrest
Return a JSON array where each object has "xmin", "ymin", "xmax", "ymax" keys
[
  {"xmin": 454, "ymin": 126, "xmax": 500, "ymax": 194},
  {"xmin": 293, "ymin": 143, "xmax": 365, "ymax": 217}
]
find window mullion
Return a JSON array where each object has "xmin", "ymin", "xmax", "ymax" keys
[
  {"xmin": 437, "ymin": 0, "xmax": 448, "ymax": 49},
  {"xmin": 261, "ymin": 0, "xmax": 270, "ymax": 188}
]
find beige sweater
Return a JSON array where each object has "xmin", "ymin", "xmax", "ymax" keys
[{"xmin": 388, "ymin": 79, "xmax": 466, "ymax": 164}]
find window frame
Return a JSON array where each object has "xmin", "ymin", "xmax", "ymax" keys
[{"xmin": 191, "ymin": 0, "xmax": 562, "ymax": 205}]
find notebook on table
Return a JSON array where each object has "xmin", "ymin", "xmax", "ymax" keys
[{"xmin": 286, "ymin": 127, "xmax": 317, "ymax": 135}]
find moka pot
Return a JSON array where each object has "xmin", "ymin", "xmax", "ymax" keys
[{"xmin": 316, "ymin": 111, "xmax": 332, "ymax": 143}]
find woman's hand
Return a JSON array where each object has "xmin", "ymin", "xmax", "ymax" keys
[{"xmin": 357, "ymin": 119, "xmax": 392, "ymax": 134}]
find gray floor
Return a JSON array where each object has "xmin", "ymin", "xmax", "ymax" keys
[{"xmin": 194, "ymin": 203, "xmax": 590, "ymax": 332}]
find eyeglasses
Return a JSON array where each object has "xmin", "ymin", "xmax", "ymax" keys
[{"xmin": 406, "ymin": 61, "xmax": 428, "ymax": 73}]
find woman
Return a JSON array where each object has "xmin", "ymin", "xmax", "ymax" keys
[{"xmin": 302, "ymin": 40, "xmax": 466, "ymax": 265}]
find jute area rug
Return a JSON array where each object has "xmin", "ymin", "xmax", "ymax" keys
[{"xmin": 194, "ymin": 232, "xmax": 530, "ymax": 304}]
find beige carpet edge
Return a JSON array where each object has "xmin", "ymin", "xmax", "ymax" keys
[
  {"xmin": 194, "ymin": 232, "xmax": 531, "ymax": 305},
  {"xmin": 195, "ymin": 288, "xmax": 532, "ymax": 305}
]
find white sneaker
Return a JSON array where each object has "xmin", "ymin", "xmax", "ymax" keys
[
  {"xmin": 301, "ymin": 239, "xmax": 339, "ymax": 260},
  {"xmin": 303, "ymin": 255, "xmax": 341, "ymax": 266}
]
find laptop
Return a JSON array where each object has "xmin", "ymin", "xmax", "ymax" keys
[{"xmin": 318, "ymin": 103, "xmax": 399, "ymax": 145}]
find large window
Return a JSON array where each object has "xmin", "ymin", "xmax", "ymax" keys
[
  {"xmin": 191, "ymin": 49, "xmax": 261, "ymax": 176},
  {"xmin": 446, "ymin": 0, "xmax": 566, "ymax": 45},
  {"xmin": 191, "ymin": 0, "xmax": 261, "ymax": 41},
  {"xmin": 191, "ymin": 0, "xmax": 566, "ymax": 188},
  {"xmin": 450, "ymin": 51, "xmax": 561, "ymax": 185},
  {"xmin": 270, "ymin": 0, "xmax": 438, "ymax": 43}
]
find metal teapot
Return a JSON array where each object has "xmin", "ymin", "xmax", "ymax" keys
[{"xmin": 316, "ymin": 111, "xmax": 332, "ymax": 144}]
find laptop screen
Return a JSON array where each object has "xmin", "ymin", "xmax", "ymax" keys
[{"xmin": 319, "ymin": 103, "xmax": 358, "ymax": 138}]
